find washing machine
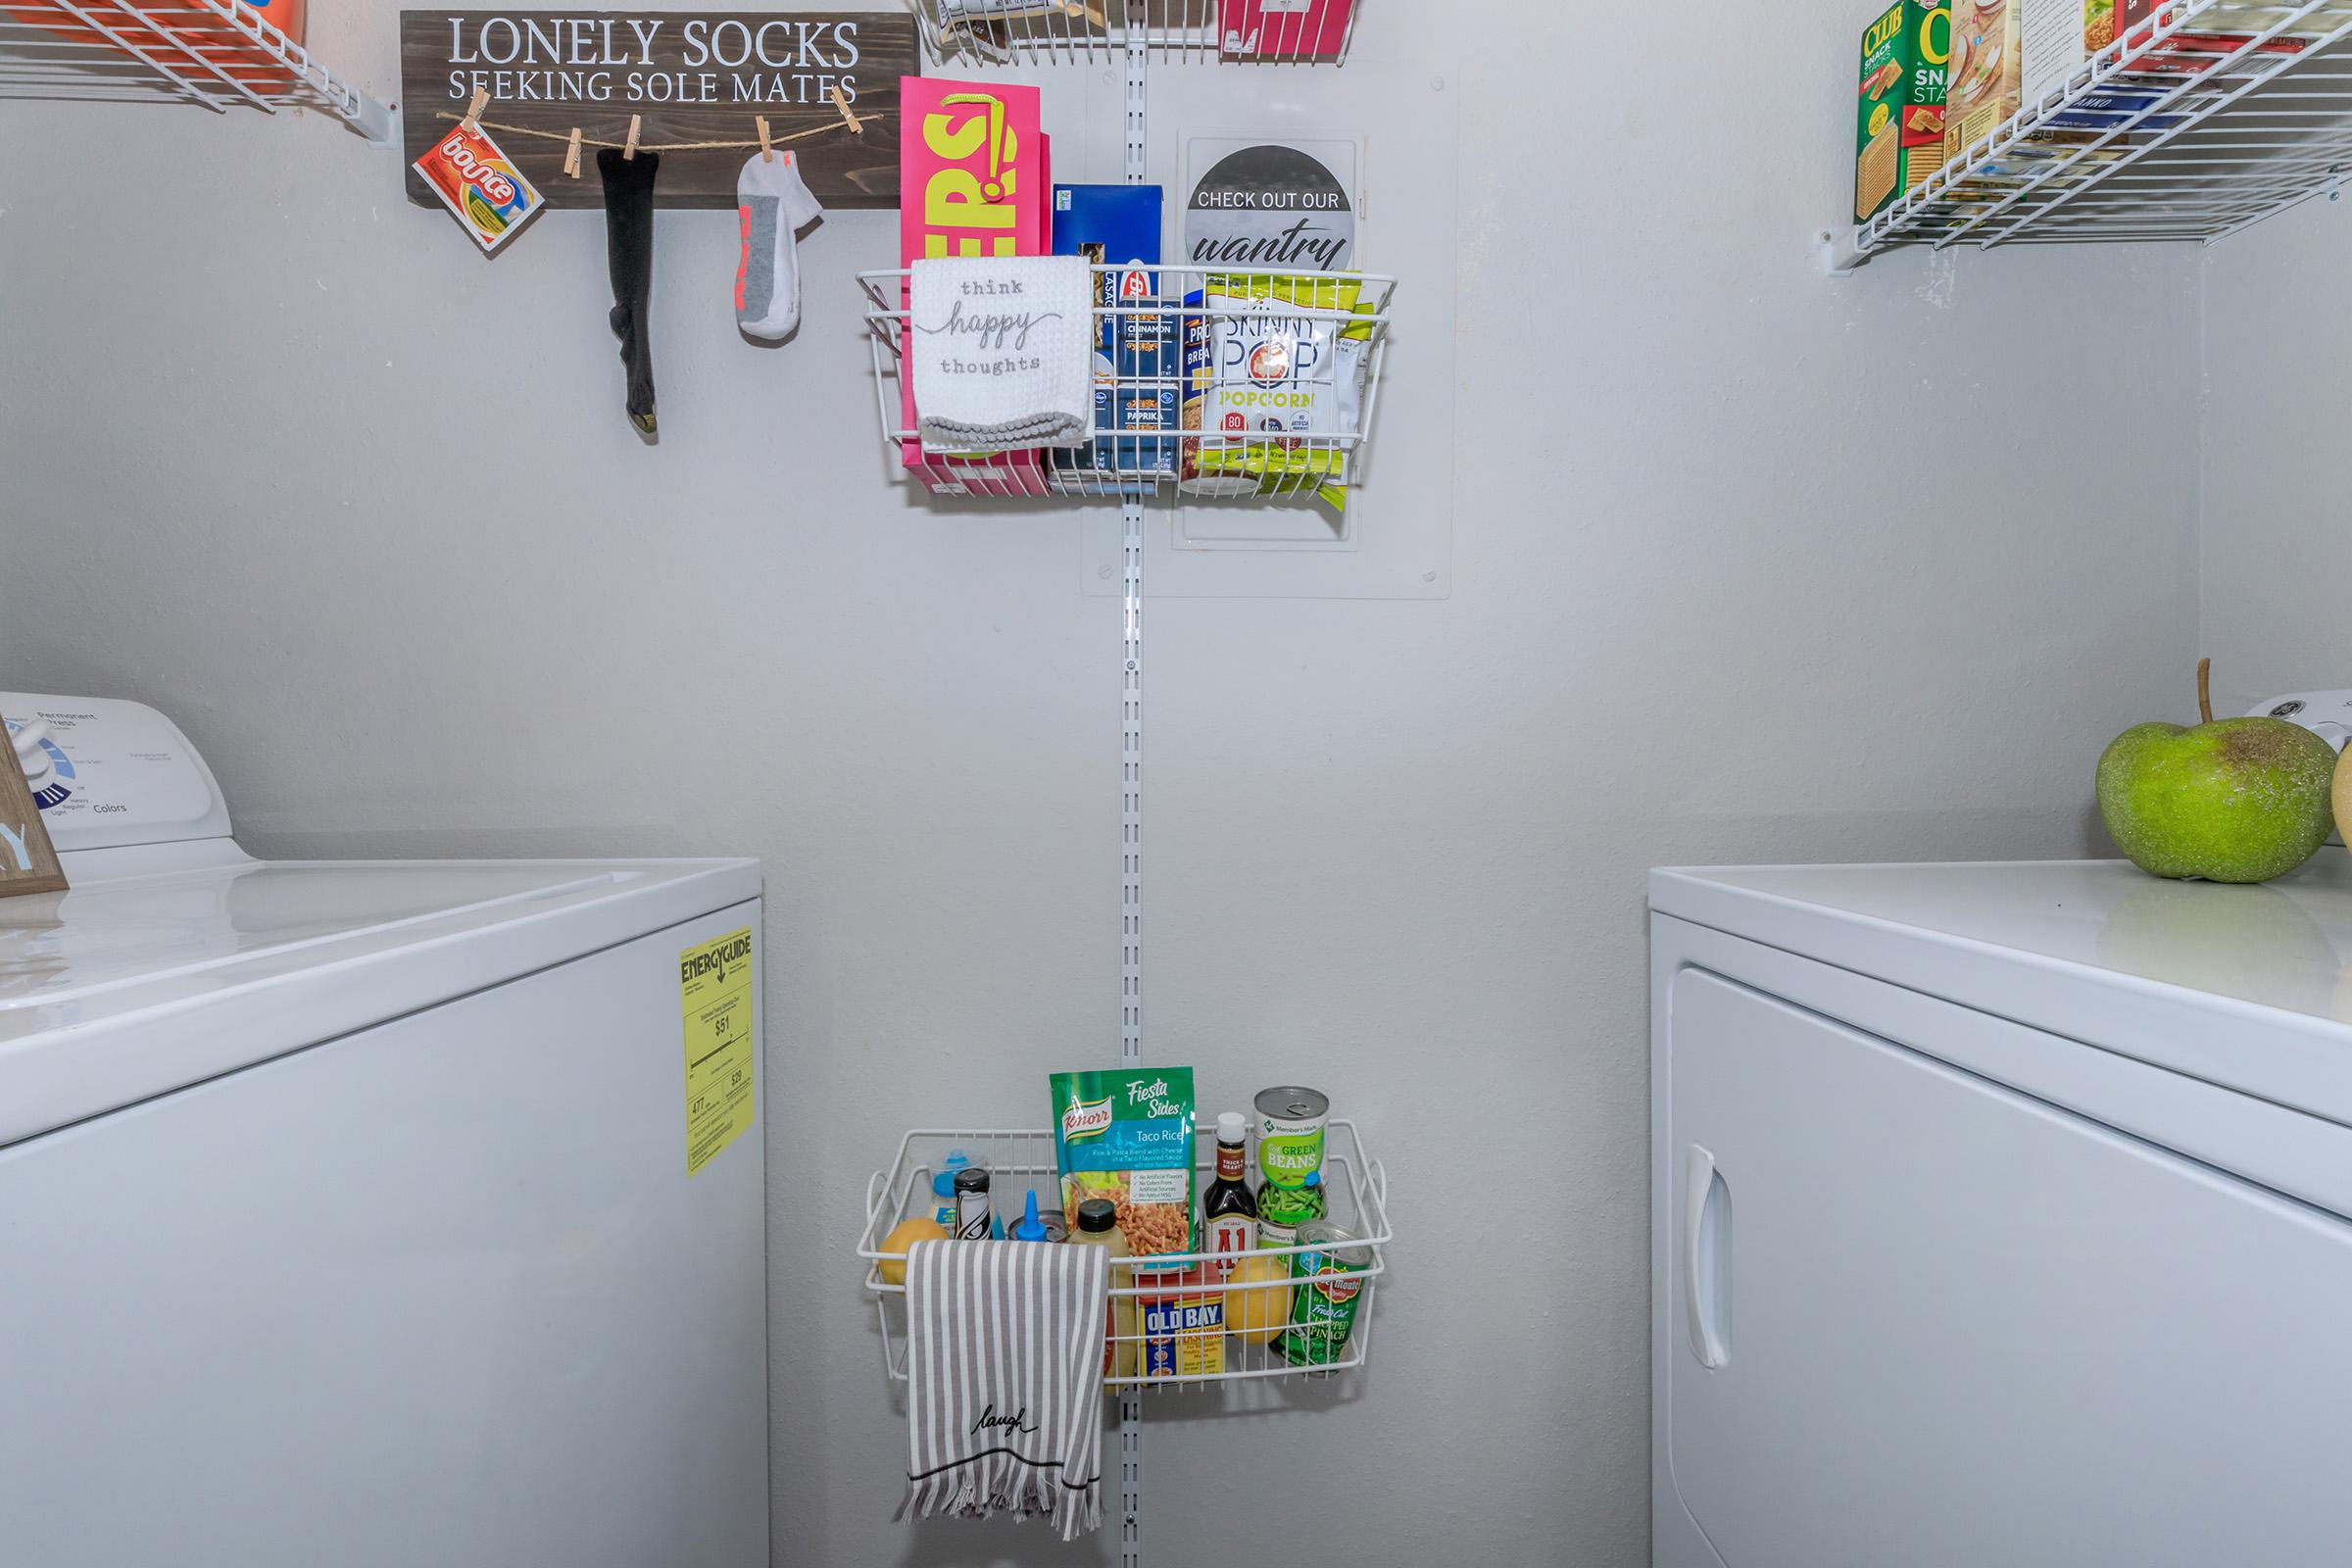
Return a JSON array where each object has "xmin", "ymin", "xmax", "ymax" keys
[
  {"xmin": 0, "ymin": 693, "xmax": 767, "ymax": 1567},
  {"xmin": 1651, "ymin": 858, "xmax": 2352, "ymax": 1568}
]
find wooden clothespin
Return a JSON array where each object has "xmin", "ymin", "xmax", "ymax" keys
[
  {"xmin": 829, "ymin": 82, "xmax": 862, "ymax": 135},
  {"xmin": 757, "ymin": 116, "xmax": 773, "ymax": 163},
  {"xmin": 462, "ymin": 86, "xmax": 487, "ymax": 133},
  {"xmin": 563, "ymin": 126, "xmax": 582, "ymax": 178},
  {"xmin": 623, "ymin": 113, "xmax": 641, "ymax": 160}
]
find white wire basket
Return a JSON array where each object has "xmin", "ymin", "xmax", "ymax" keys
[
  {"xmin": 858, "ymin": 264, "xmax": 1396, "ymax": 500},
  {"xmin": 1839, "ymin": 0, "xmax": 2352, "ymax": 265},
  {"xmin": 858, "ymin": 1120, "xmax": 1390, "ymax": 1392},
  {"xmin": 907, "ymin": 0, "xmax": 1358, "ymax": 66},
  {"xmin": 0, "ymin": 0, "xmax": 393, "ymax": 142}
]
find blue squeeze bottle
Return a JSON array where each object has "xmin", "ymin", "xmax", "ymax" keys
[{"xmin": 932, "ymin": 1152, "xmax": 970, "ymax": 1229}]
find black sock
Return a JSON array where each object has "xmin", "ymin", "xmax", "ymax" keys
[{"xmin": 598, "ymin": 149, "xmax": 660, "ymax": 435}]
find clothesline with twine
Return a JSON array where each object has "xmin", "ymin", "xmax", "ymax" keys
[{"xmin": 438, "ymin": 82, "xmax": 882, "ymax": 175}]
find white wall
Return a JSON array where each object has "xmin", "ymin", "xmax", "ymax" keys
[
  {"xmin": 0, "ymin": 2, "xmax": 2205, "ymax": 1563},
  {"xmin": 2200, "ymin": 198, "xmax": 2352, "ymax": 718}
]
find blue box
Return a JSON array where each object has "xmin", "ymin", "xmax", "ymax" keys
[{"xmin": 1051, "ymin": 185, "xmax": 1174, "ymax": 485}]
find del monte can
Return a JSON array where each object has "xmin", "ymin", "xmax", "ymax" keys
[
  {"xmin": 1274, "ymin": 1220, "xmax": 1370, "ymax": 1368},
  {"xmin": 1252, "ymin": 1085, "xmax": 1329, "ymax": 1240}
]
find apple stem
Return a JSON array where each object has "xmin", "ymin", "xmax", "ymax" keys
[{"xmin": 2198, "ymin": 657, "xmax": 2213, "ymax": 724}]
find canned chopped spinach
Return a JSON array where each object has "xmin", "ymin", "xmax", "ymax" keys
[{"xmin": 1274, "ymin": 1220, "xmax": 1369, "ymax": 1367}]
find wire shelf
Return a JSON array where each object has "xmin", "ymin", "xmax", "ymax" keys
[
  {"xmin": 0, "ymin": 0, "xmax": 393, "ymax": 142},
  {"xmin": 907, "ymin": 0, "xmax": 1357, "ymax": 66},
  {"xmin": 858, "ymin": 1120, "xmax": 1390, "ymax": 1392},
  {"xmin": 858, "ymin": 264, "xmax": 1395, "ymax": 500},
  {"xmin": 1836, "ymin": 0, "xmax": 2352, "ymax": 266}
]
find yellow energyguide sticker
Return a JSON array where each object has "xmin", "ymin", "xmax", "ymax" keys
[{"xmin": 680, "ymin": 927, "xmax": 757, "ymax": 1176}]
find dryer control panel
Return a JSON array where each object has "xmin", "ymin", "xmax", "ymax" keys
[{"xmin": 2, "ymin": 694, "xmax": 229, "ymax": 854}]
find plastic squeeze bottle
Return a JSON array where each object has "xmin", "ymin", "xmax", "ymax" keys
[{"xmin": 1070, "ymin": 1198, "xmax": 1139, "ymax": 1380}]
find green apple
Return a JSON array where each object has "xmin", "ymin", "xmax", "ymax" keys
[{"xmin": 2096, "ymin": 716, "xmax": 2336, "ymax": 883}]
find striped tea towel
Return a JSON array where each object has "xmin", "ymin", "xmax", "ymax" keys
[
  {"xmin": 908, "ymin": 255, "xmax": 1095, "ymax": 452},
  {"xmin": 899, "ymin": 1239, "xmax": 1107, "ymax": 1540}
]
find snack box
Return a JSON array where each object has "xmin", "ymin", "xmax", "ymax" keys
[
  {"xmin": 1049, "ymin": 185, "xmax": 1175, "ymax": 490},
  {"xmin": 1856, "ymin": 0, "xmax": 1952, "ymax": 222},
  {"xmin": 1218, "ymin": 0, "xmax": 1350, "ymax": 61},
  {"xmin": 2111, "ymin": 0, "xmax": 2311, "ymax": 76},
  {"xmin": 1944, "ymin": 0, "xmax": 2082, "ymax": 169},
  {"xmin": 898, "ymin": 77, "xmax": 1051, "ymax": 496}
]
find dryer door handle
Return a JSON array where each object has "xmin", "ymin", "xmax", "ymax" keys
[{"xmin": 1684, "ymin": 1144, "xmax": 1731, "ymax": 1370}]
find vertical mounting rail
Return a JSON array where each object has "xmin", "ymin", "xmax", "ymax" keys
[{"xmin": 1117, "ymin": 6, "xmax": 1148, "ymax": 1568}]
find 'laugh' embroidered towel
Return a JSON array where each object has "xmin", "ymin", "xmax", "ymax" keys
[{"xmin": 898, "ymin": 1238, "xmax": 1107, "ymax": 1541}]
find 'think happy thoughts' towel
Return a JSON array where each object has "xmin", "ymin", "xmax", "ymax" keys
[
  {"xmin": 898, "ymin": 1238, "xmax": 1108, "ymax": 1541},
  {"xmin": 908, "ymin": 255, "xmax": 1094, "ymax": 452}
]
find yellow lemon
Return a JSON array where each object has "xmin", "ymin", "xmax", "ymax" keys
[
  {"xmin": 879, "ymin": 1216, "xmax": 949, "ymax": 1286},
  {"xmin": 1223, "ymin": 1252, "xmax": 1296, "ymax": 1345}
]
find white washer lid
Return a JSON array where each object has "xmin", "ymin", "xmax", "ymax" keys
[
  {"xmin": 1651, "ymin": 854, "xmax": 2352, "ymax": 1129},
  {"xmin": 0, "ymin": 855, "xmax": 760, "ymax": 1147}
]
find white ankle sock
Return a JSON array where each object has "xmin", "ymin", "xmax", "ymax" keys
[{"xmin": 735, "ymin": 150, "xmax": 823, "ymax": 340}]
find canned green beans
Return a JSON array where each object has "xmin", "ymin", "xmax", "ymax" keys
[{"xmin": 1252, "ymin": 1085, "xmax": 1329, "ymax": 1241}]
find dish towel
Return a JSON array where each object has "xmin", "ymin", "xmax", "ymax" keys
[
  {"xmin": 908, "ymin": 256, "xmax": 1094, "ymax": 452},
  {"xmin": 899, "ymin": 1239, "xmax": 1107, "ymax": 1540}
]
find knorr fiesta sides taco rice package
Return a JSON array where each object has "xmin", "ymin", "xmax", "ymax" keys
[{"xmin": 1051, "ymin": 1066, "xmax": 1198, "ymax": 1259}]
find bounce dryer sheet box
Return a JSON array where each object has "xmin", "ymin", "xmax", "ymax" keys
[
  {"xmin": 413, "ymin": 120, "xmax": 543, "ymax": 253},
  {"xmin": 898, "ymin": 77, "xmax": 1050, "ymax": 493},
  {"xmin": 1855, "ymin": 0, "xmax": 1950, "ymax": 222}
]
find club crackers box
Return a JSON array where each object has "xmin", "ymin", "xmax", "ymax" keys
[
  {"xmin": 1049, "ymin": 184, "xmax": 1174, "ymax": 492},
  {"xmin": 1856, "ymin": 0, "xmax": 1950, "ymax": 222},
  {"xmin": 898, "ymin": 77, "xmax": 1052, "ymax": 496}
]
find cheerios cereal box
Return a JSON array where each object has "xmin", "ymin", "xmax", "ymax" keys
[
  {"xmin": 1050, "ymin": 1066, "xmax": 1197, "ymax": 1259},
  {"xmin": 1857, "ymin": 0, "xmax": 1951, "ymax": 222}
]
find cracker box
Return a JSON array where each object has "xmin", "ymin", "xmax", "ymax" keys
[
  {"xmin": 1856, "ymin": 0, "xmax": 1952, "ymax": 222},
  {"xmin": 898, "ymin": 77, "xmax": 1051, "ymax": 496},
  {"xmin": 2110, "ymin": 0, "xmax": 2311, "ymax": 76},
  {"xmin": 1942, "ymin": 0, "xmax": 2082, "ymax": 171}
]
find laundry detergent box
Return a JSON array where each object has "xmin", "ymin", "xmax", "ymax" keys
[
  {"xmin": 1050, "ymin": 184, "xmax": 1173, "ymax": 489},
  {"xmin": 898, "ymin": 77, "xmax": 1050, "ymax": 493},
  {"xmin": 1856, "ymin": 0, "xmax": 1950, "ymax": 222}
]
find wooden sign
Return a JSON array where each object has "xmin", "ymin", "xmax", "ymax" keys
[
  {"xmin": 0, "ymin": 714, "xmax": 67, "ymax": 899},
  {"xmin": 400, "ymin": 11, "xmax": 916, "ymax": 211}
]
